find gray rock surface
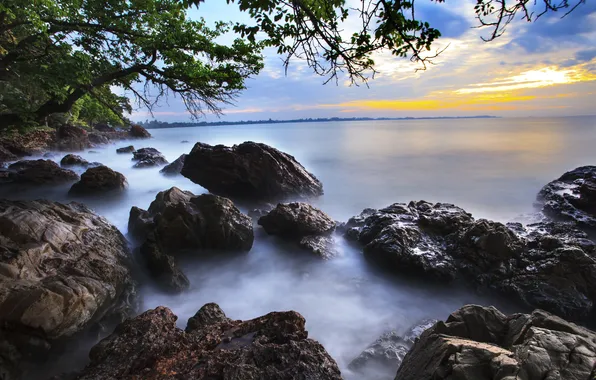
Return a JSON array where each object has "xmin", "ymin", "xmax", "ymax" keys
[
  {"xmin": 131, "ymin": 147, "xmax": 168, "ymax": 168},
  {"xmin": 5, "ymin": 159, "xmax": 79, "ymax": 185},
  {"xmin": 160, "ymin": 154, "xmax": 187, "ymax": 176}
]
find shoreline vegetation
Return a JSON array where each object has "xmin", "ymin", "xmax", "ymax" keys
[{"xmin": 140, "ymin": 115, "xmax": 499, "ymax": 129}]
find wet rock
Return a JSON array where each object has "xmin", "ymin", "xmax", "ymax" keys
[
  {"xmin": 147, "ymin": 186, "xmax": 195, "ymax": 216},
  {"xmin": 0, "ymin": 145, "xmax": 18, "ymax": 162},
  {"xmin": 140, "ymin": 235, "xmax": 190, "ymax": 293},
  {"xmin": 538, "ymin": 165, "xmax": 596, "ymax": 230},
  {"xmin": 347, "ymin": 201, "xmax": 596, "ymax": 321},
  {"xmin": 185, "ymin": 303, "xmax": 231, "ymax": 333},
  {"xmin": 127, "ymin": 206, "xmax": 154, "ymax": 241},
  {"xmin": 55, "ymin": 125, "xmax": 90, "ymax": 151},
  {"xmin": 0, "ymin": 130, "xmax": 54, "ymax": 157},
  {"xmin": 5, "ymin": 159, "xmax": 79, "ymax": 185},
  {"xmin": 299, "ymin": 236, "xmax": 339, "ymax": 259},
  {"xmin": 258, "ymin": 202, "xmax": 336, "ymax": 238},
  {"xmin": 69, "ymin": 166, "xmax": 127, "ymax": 195},
  {"xmin": 116, "ymin": 145, "xmax": 135, "ymax": 154},
  {"xmin": 87, "ymin": 132, "xmax": 110, "ymax": 146},
  {"xmin": 93, "ymin": 123, "xmax": 113, "ymax": 133},
  {"xmin": 181, "ymin": 141, "xmax": 324, "ymax": 201},
  {"xmin": 131, "ymin": 147, "xmax": 168, "ymax": 168},
  {"xmin": 0, "ymin": 200, "xmax": 135, "ymax": 379},
  {"xmin": 73, "ymin": 304, "xmax": 342, "ymax": 380},
  {"xmin": 395, "ymin": 304, "xmax": 596, "ymax": 380},
  {"xmin": 128, "ymin": 124, "xmax": 151, "ymax": 138},
  {"xmin": 60, "ymin": 154, "xmax": 90, "ymax": 167},
  {"xmin": 160, "ymin": 154, "xmax": 187, "ymax": 176}
]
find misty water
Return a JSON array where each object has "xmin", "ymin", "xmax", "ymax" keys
[{"xmin": 4, "ymin": 115, "xmax": 596, "ymax": 379}]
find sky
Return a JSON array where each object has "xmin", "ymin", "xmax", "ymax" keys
[{"xmin": 130, "ymin": 0, "xmax": 596, "ymax": 122}]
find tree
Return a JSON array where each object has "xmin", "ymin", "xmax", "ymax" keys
[{"xmin": 0, "ymin": 0, "xmax": 586, "ymax": 129}]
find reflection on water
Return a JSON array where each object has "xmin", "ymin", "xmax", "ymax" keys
[{"xmin": 2, "ymin": 116, "xmax": 595, "ymax": 379}]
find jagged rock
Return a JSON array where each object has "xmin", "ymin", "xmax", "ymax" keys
[
  {"xmin": 346, "ymin": 201, "xmax": 596, "ymax": 321},
  {"xmin": 60, "ymin": 154, "xmax": 90, "ymax": 167},
  {"xmin": 185, "ymin": 303, "xmax": 231, "ymax": 333},
  {"xmin": 181, "ymin": 141, "xmax": 324, "ymax": 200},
  {"xmin": 73, "ymin": 305, "xmax": 342, "ymax": 380},
  {"xmin": 395, "ymin": 304, "xmax": 596, "ymax": 380},
  {"xmin": 349, "ymin": 319, "xmax": 437, "ymax": 377},
  {"xmin": 5, "ymin": 159, "xmax": 79, "ymax": 185},
  {"xmin": 258, "ymin": 202, "xmax": 335, "ymax": 238},
  {"xmin": 131, "ymin": 147, "xmax": 168, "ymax": 168},
  {"xmin": 116, "ymin": 146, "xmax": 135, "ymax": 154},
  {"xmin": 128, "ymin": 124, "xmax": 151, "ymax": 138},
  {"xmin": 160, "ymin": 154, "xmax": 187, "ymax": 176},
  {"xmin": 0, "ymin": 200, "xmax": 135, "ymax": 379},
  {"xmin": 140, "ymin": 235, "xmax": 190, "ymax": 293},
  {"xmin": 299, "ymin": 235, "xmax": 339, "ymax": 259},
  {"xmin": 55, "ymin": 125, "xmax": 90, "ymax": 151},
  {"xmin": 147, "ymin": 186, "xmax": 195, "ymax": 216},
  {"xmin": 127, "ymin": 206, "xmax": 154, "ymax": 242},
  {"xmin": 538, "ymin": 165, "xmax": 596, "ymax": 230},
  {"xmin": 69, "ymin": 166, "xmax": 127, "ymax": 195}
]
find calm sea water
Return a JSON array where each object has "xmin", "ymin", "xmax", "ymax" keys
[{"xmin": 5, "ymin": 115, "xmax": 596, "ymax": 379}]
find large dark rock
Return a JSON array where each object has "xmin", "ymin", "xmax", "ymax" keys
[
  {"xmin": 181, "ymin": 141, "xmax": 324, "ymax": 201},
  {"xmin": 0, "ymin": 130, "xmax": 54, "ymax": 157},
  {"xmin": 55, "ymin": 125, "xmax": 90, "ymax": 151},
  {"xmin": 0, "ymin": 200, "xmax": 135, "ymax": 380},
  {"xmin": 5, "ymin": 159, "xmax": 79, "ymax": 185},
  {"xmin": 128, "ymin": 188, "xmax": 253, "ymax": 292},
  {"xmin": 128, "ymin": 124, "xmax": 151, "ymax": 138},
  {"xmin": 73, "ymin": 304, "xmax": 342, "ymax": 380},
  {"xmin": 258, "ymin": 202, "xmax": 336, "ymax": 238},
  {"xmin": 60, "ymin": 154, "xmax": 90, "ymax": 168},
  {"xmin": 160, "ymin": 154, "xmax": 186, "ymax": 176},
  {"xmin": 87, "ymin": 132, "xmax": 110, "ymax": 146},
  {"xmin": 69, "ymin": 166, "xmax": 127, "ymax": 195},
  {"xmin": 93, "ymin": 123, "xmax": 113, "ymax": 133},
  {"xmin": 139, "ymin": 234, "xmax": 190, "ymax": 293},
  {"xmin": 538, "ymin": 165, "xmax": 596, "ymax": 231},
  {"xmin": 395, "ymin": 304, "xmax": 596, "ymax": 380},
  {"xmin": 346, "ymin": 201, "xmax": 596, "ymax": 321},
  {"xmin": 116, "ymin": 145, "xmax": 135, "ymax": 154},
  {"xmin": 131, "ymin": 147, "xmax": 168, "ymax": 168}
]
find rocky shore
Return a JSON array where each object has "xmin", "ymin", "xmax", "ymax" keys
[{"xmin": 1, "ymin": 133, "xmax": 596, "ymax": 379}]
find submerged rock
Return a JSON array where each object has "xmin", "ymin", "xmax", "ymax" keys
[
  {"xmin": 69, "ymin": 166, "xmax": 128, "ymax": 195},
  {"xmin": 116, "ymin": 145, "xmax": 135, "ymax": 154},
  {"xmin": 60, "ymin": 154, "xmax": 90, "ymax": 167},
  {"xmin": 131, "ymin": 147, "xmax": 168, "ymax": 168},
  {"xmin": 395, "ymin": 304, "xmax": 596, "ymax": 380},
  {"xmin": 160, "ymin": 154, "xmax": 187, "ymax": 176},
  {"xmin": 0, "ymin": 200, "xmax": 135, "ymax": 379},
  {"xmin": 181, "ymin": 141, "xmax": 324, "ymax": 200},
  {"xmin": 73, "ymin": 304, "xmax": 342, "ymax": 380},
  {"xmin": 258, "ymin": 202, "xmax": 336, "ymax": 238},
  {"xmin": 538, "ymin": 165, "xmax": 596, "ymax": 231},
  {"xmin": 346, "ymin": 201, "xmax": 596, "ymax": 321},
  {"xmin": 5, "ymin": 159, "xmax": 79, "ymax": 185}
]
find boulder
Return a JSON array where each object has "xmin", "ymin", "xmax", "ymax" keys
[
  {"xmin": 116, "ymin": 145, "xmax": 135, "ymax": 154},
  {"xmin": 299, "ymin": 235, "xmax": 339, "ymax": 259},
  {"xmin": 72, "ymin": 304, "xmax": 342, "ymax": 380},
  {"xmin": 0, "ymin": 145, "xmax": 18, "ymax": 163},
  {"xmin": 346, "ymin": 201, "xmax": 596, "ymax": 321},
  {"xmin": 128, "ymin": 124, "xmax": 151, "ymax": 138},
  {"xmin": 538, "ymin": 165, "xmax": 596, "ymax": 230},
  {"xmin": 93, "ymin": 123, "xmax": 113, "ymax": 133},
  {"xmin": 127, "ymin": 206, "xmax": 154, "ymax": 242},
  {"xmin": 0, "ymin": 200, "xmax": 136, "ymax": 379},
  {"xmin": 69, "ymin": 166, "xmax": 127, "ymax": 195},
  {"xmin": 5, "ymin": 159, "xmax": 79, "ymax": 185},
  {"xmin": 160, "ymin": 154, "xmax": 187, "ymax": 176},
  {"xmin": 0, "ymin": 130, "xmax": 55, "ymax": 157},
  {"xmin": 60, "ymin": 154, "xmax": 90, "ymax": 168},
  {"xmin": 131, "ymin": 147, "xmax": 168, "ymax": 168},
  {"xmin": 140, "ymin": 234, "xmax": 190, "ymax": 293},
  {"xmin": 258, "ymin": 202, "xmax": 335, "ymax": 238},
  {"xmin": 395, "ymin": 304, "xmax": 596, "ymax": 380},
  {"xmin": 54, "ymin": 125, "xmax": 90, "ymax": 151},
  {"xmin": 88, "ymin": 132, "xmax": 110, "ymax": 146},
  {"xmin": 181, "ymin": 141, "xmax": 324, "ymax": 200}
]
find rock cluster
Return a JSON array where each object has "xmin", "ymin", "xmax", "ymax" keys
[
  {"xmin": 181, "ymin": 141, "xmax": 324, "ymax": 200},
  {"xmin": 131, "ymin": 147, "xmax": 168, "ymax": 168},
  {"xmin": 5, "ymin": 159, "xmax": 79, "ymax": 185}
]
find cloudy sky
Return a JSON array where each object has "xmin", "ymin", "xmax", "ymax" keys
[{"xmin": 131, "ymin": 0, "xmax": 596, "ymax": 122}]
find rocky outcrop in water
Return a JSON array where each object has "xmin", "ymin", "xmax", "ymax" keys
[
  {"xmin": 160, "ymin": 154, "xmax": 187, "ymax": 176},
  {"xmin": 181, "ymin": 141, "xmax": 324, "ymax": 201},
  {"xmin": 69, "ymin": 166, "xmax": 128, "ymax": 195},
  {"xmin": 395, "ymin": 304, "xmax": 596, "ymax": 380},
  {"xmin": 54, "ymin": 125, "xmax": 91, "ymax": 151},
  {"xmin": 128, "ymin": 124, "xmax": 151, "ymax": 138},
  {"xmin": 128, "ymin": 187, "xmax": 253, "ymax": 292},
  {"xmin": 60, "ymin": 154, "xmax": 90, "ymax": 168},
  {"xmin": 4, "ymin": 159, "xmax": 79, "ymax": 185},
  {"xmin": 346, "ymin": 201, "xmax": 596, "ymax": 321},
  {"xmin": 131, "ymin": 147, "xmax": 168, "ymax": 168},
  {"xmin": 71, "ymin": 304, "xmax": 342, "ymax": 380},
  {"xmin": 538, "ymin": 165, "xmax": 596, "ymax": 231},
  {"xmin": 116, "ymin": 145, "xmax": 135, "ymax": 154},
  {"xmin": 0, "ymin": 200, "xmax": 136, "ymax": 380}
]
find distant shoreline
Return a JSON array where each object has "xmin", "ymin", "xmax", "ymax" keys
[{"xmin": 140, "ymin": 115, "xmax": 500, "ymax": 129}]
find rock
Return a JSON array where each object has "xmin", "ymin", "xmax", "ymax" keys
[
  {"xmin": 116, "ymin": 145, "xmax": 135, "ymax": 154},
  {"xmin": 160, "ymin": 154, "xmax": 187, "ymax": 176},
  {"xmin": 299, "ymin": 236, "xmax": 339, "ymax": 259},
  {"xmin": 0, "ymin": 130, "xmax": 55, "ymax": 157},
  {"xmin": 0, "ymin": 145, "xmax": 18, "ymax": 162},
  {"xmin": 147, "ymin": 186, "xmax": 195, "ymax": 216},
  {"xmin": 127, "ymin": 206, "xmax": 154, "ymax": 242},
  {"xmin": 0, "ymin": 200, "xmax": 135, "ymax": 379},
  {"xmin": 69, "ymin": 166, "xmax": 127, "ymax": 195},
  {"xmin": 181, "ymin": 141, "xmax": 324, "ymax": 201},
  {"xmin": 73, "ymin": 304, "xmax": 342, "ymax": 380},
  {"xmin": 60, "ymin": 154, "xmax": 90, "ymax": 167},
  {"xmin": 538, "ymin": 165, "xmax": 596, "ymax": 230},
  {"xmin": 5, "ymin": 159, "xmax": 79, "ymax": 185},
  {"xmin": 93, "ymin": 123, "xmax": 112, "ymax": 133},
  {"xmin": 88, "ymin": 132, "xmax": 110, "ymax": 146},
  {"xmin": 140, "ymin": 235, "xmax": 190, "ymax": 293},
  {"xmin": 131, "ymin": 147, "xmax": 168, "ymax": 168},
  {"xmin": 347, "ymin": 201, "xmax": 596, "ymax": 321},
  {"xmin": 395, "ymin": 304, "xmax": 596, "ymax": 380},
  {"xmin": 55, "ymin": 125, "xmax": 90, "ymax": 151},
  {"xmin": 128, "ymin": 124, "xmax": 151, "ymax": 138},
  {"xmin": 258, "ymin": 202, "xmax": 336, "ymax": 238}
]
